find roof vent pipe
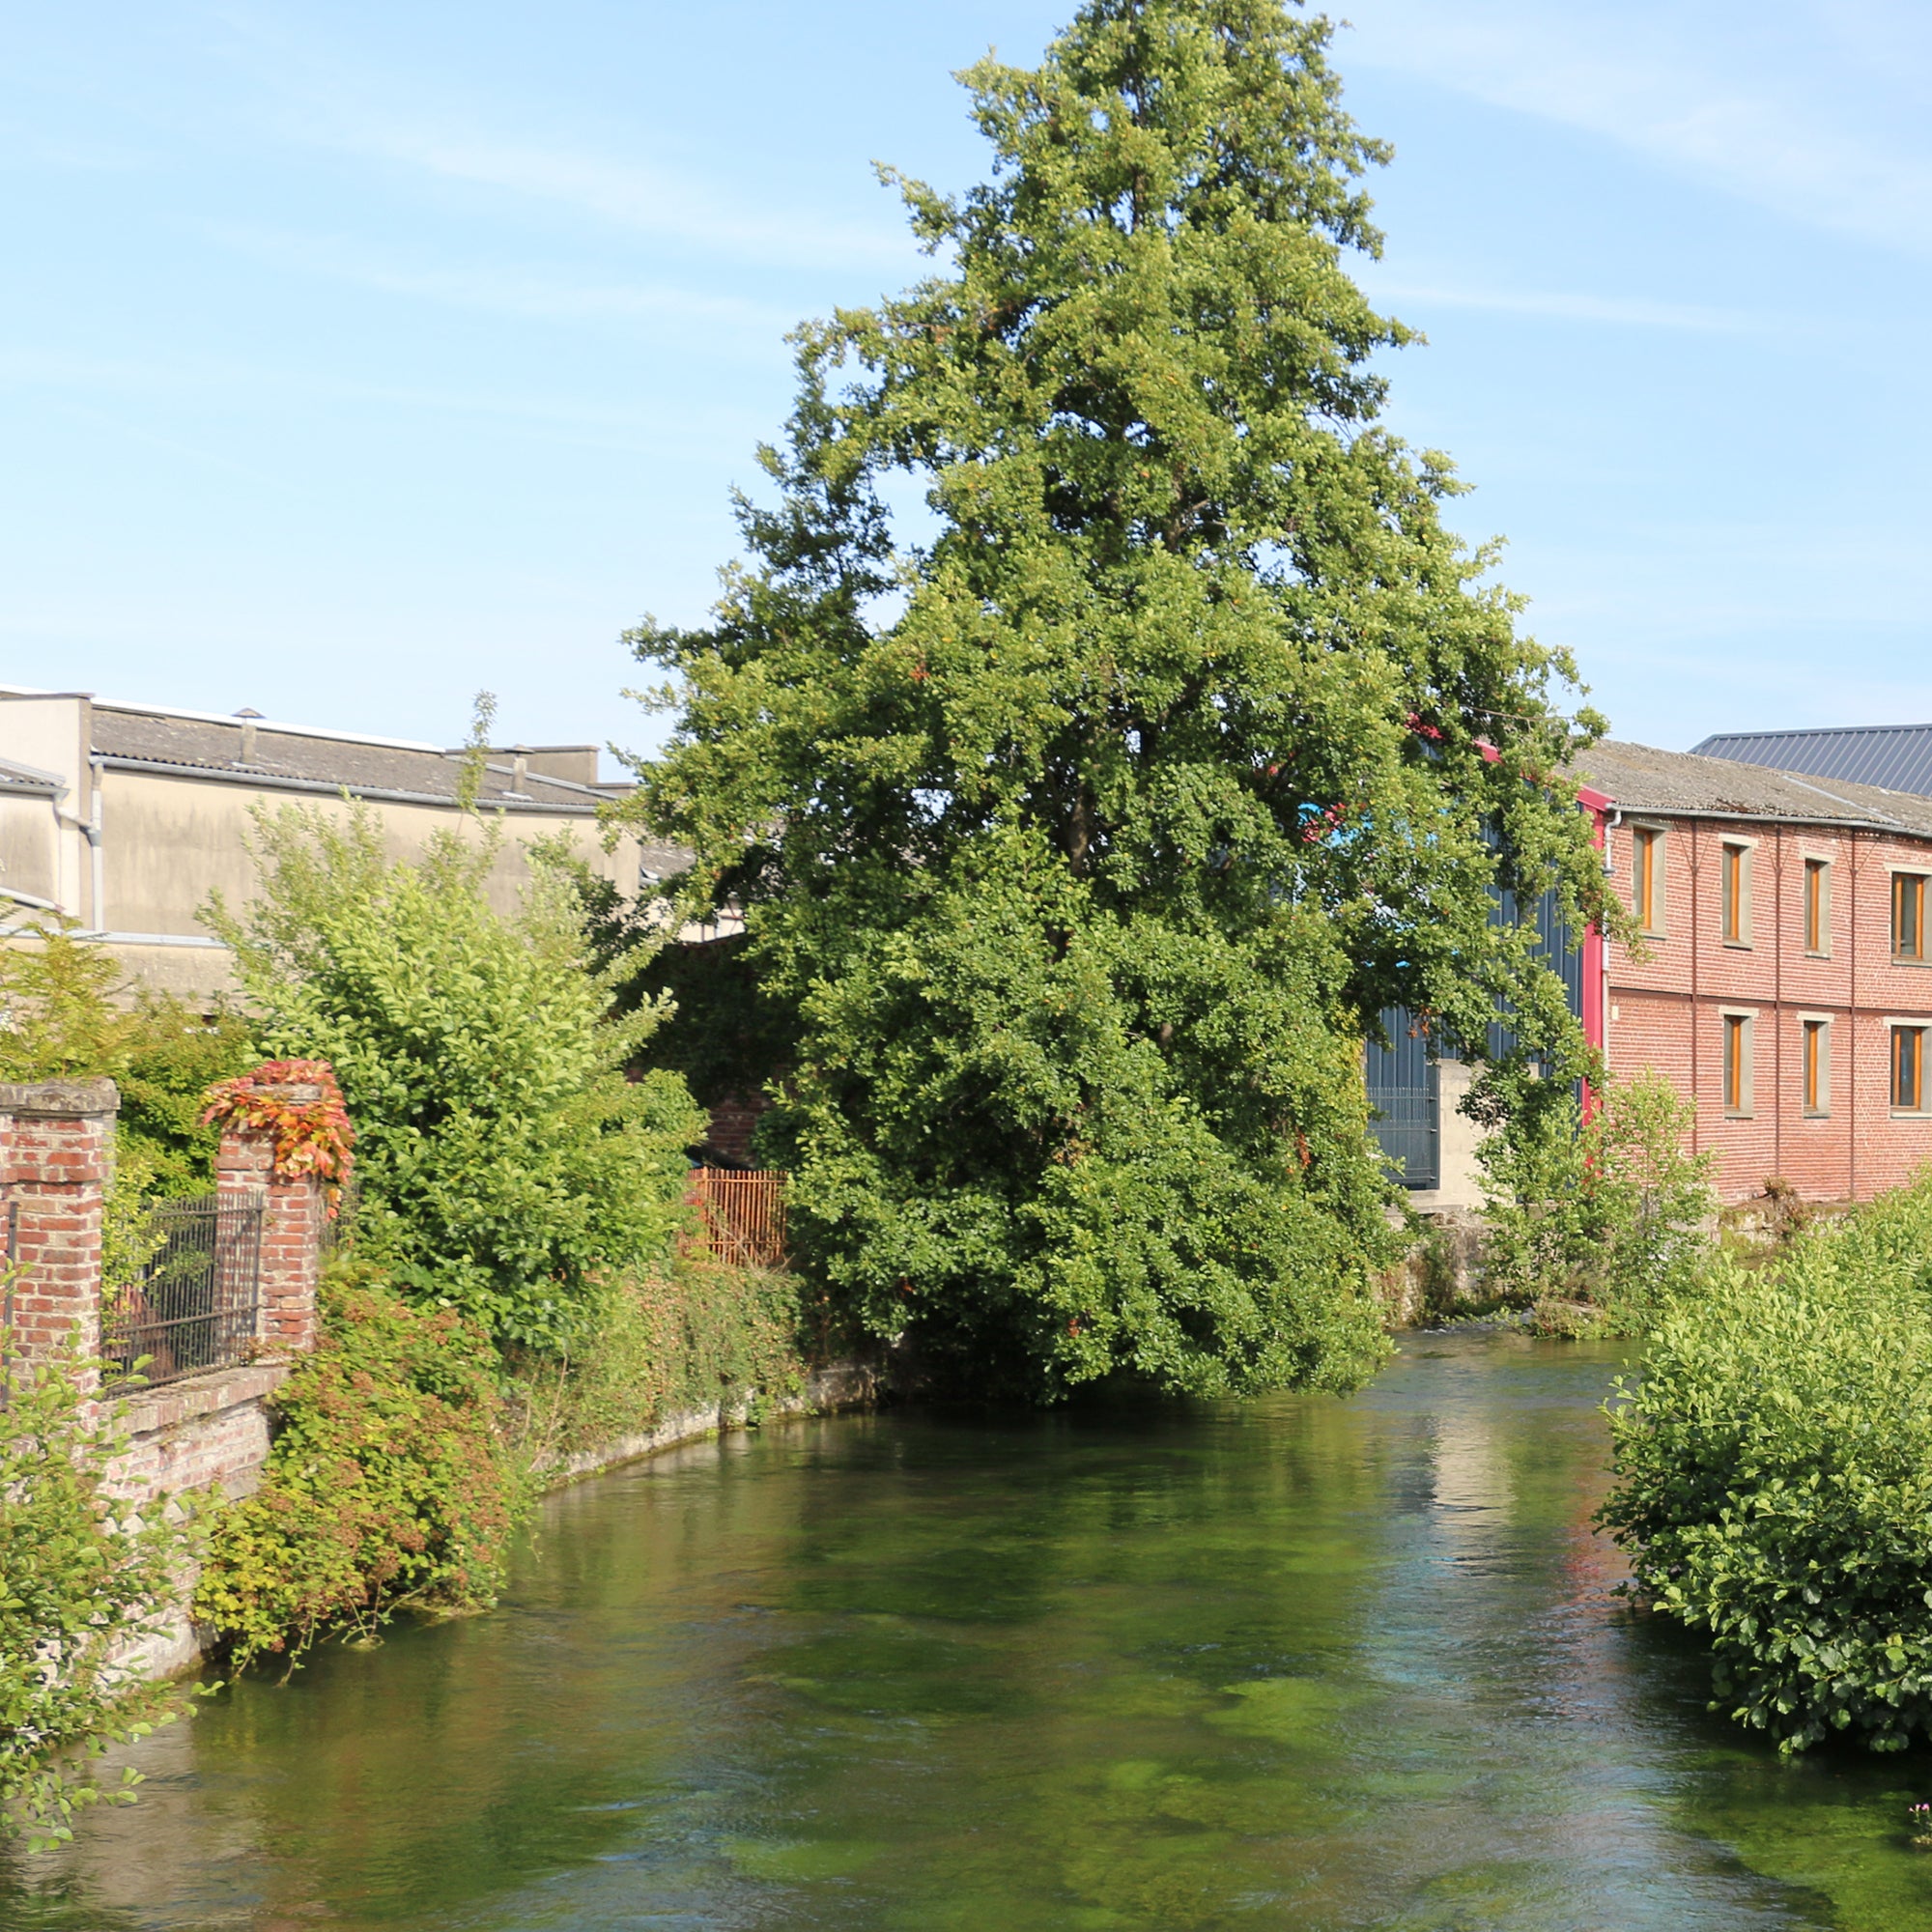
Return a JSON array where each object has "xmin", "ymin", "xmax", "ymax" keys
[
  {"xmin": 234, "ymin": 707, "xmax": 264, "ymax": 766},
  {"xmin": 510, "ymin": 747, "xmax": 529, "ymax": 794}
]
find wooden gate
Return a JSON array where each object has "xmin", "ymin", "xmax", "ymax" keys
[{"xmin": 688, "ymin": 1167, "xmax": 789, "ymax": 1269}]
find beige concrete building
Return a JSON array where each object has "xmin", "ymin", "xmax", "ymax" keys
[{"xmin": 0, "ymin": 685, "xmax": 683, "ymax": 1002}]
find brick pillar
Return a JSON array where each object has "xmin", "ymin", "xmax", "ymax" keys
[
  {"xmin": 1, "ymin": 1076, "xmax": 118, "ymax": 1370},
  {"xmin": 214, "ymin": 1081, "xmax": 323, "ymax": 1357}
]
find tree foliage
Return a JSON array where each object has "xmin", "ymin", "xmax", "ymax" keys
[
  {"xmin": 0, "ymin": 923, "xmax": 254, "ymax": 1199},
  {"xmin": 207, "ymin": 807, "xmax": 701, "ymax": 1351},
  {"xmin": 618, "ymin": 0, "xmax": 1609, "ymax": 1399}
]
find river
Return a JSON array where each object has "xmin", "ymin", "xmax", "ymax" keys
[{"xmin": 5, "ymin": 1330, "xmax": 1932, "ymax": 1929}]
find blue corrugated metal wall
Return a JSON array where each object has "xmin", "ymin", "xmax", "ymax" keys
[
  {"xmin": 1365, "ymin": 880, "xmax": 1580, "ymax": 1189},
  {"xmin": 1366, "ymin": 1014, "xmax": 1439, "ymax": 1189}
]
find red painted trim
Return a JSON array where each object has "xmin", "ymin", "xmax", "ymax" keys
[{"xmin": 1580, "ymin": 802, "xmax": 1607, "ymax": 1118}]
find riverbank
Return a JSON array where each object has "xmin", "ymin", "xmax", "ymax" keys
[{"xmin": 528, "ymin": 1354, "xmax": 882, "ymax": 1487}]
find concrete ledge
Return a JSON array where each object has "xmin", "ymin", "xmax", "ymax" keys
[
  {"xmin": 127, "ymin": 1358, "xmax": 881, "ymax": 1682},
  {"xmin": 536, "ymin": 1358, "xmax": 880, "ymax": 1488},
  {"xmin": 112, "ymin": 1361, "xmax": 289, "ymax": 1437},
  {"xmin": 0, "ymin": 1075, "xmax": 121, "ymax": 1119}
]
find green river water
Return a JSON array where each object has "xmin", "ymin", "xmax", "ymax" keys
[{"xmin": 7, "ymin": 1330, "xmax": 1932, "ymax": 1929}]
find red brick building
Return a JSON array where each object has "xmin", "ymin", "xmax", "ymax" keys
[{"xmin": 1575, "ymin": 740, "xmax": 1932, "ymax": 1205}]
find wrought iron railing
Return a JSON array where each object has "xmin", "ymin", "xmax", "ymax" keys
[
  {"xmin": 320, "ymin": 1173, "xmax": 359, "ymax": 1260},
  {"xmin": 101, "ymin": 1192, "xmax": 263, "ymax": 1391},
  {"xmin": 688, "ymin": 1167, "xmax": 788, "ymax": 1270}
]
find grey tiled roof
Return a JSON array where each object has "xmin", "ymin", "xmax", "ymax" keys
[
  {"xmin": 1692, "ymin": 724, "xmax": 1932, "ymax": 798},
  {"xmin": 92, "ymin": 707, "xmax": 610, "ymax": 813},
  {"xmin": 0, "ymin": 757, "xmax": 61, "ymax": 795},
  {"xmin": 1565, "ymin": 739, "xmax": 1932, "ymax": 838}
]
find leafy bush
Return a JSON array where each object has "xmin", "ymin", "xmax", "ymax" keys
[
  {"xmin": 1600, "ymin": 1177, "xmax": 1932, "ymax": 1752},
  {"xmin": 1479, "ymin": 1067, "xmax": 1717, "ymax": 1331},
  {"xmin": 0, "ymin": 1342, "xmax": 194, "ymax": 1848},
  {"xmin": 194, "ymin": 1268, "xmax": 517, "ymax": 1668},
  {"xmin": 0, "ymin": 922, "xmax": 254, "ymax": 1199},
  {"xmin": 208, "ymin": 805, "xmax": 702, "ymax": 1350}
]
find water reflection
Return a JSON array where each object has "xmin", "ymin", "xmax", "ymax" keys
[{"xmin": 4, "ymin": 1333, "xmax": 1930, "ymax": 1929}]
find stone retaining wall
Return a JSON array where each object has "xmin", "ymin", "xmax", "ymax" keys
[{"xmin": 535, "ymin": 1359, "xmax": 881, "ymax": 1488}]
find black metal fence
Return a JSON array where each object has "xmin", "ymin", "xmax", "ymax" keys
[
  {"xmin": 319, "ymin": 1173, "xmax": 359, "ymax": 1261},
  {"xmin": 101, "ymin": 1192, "xmax": 263, "ymax": 1392}
]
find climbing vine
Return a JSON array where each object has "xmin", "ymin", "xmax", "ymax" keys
[{"xmin": 200, "ymin": 1058, "xmax": 355, "ymax": 1212}]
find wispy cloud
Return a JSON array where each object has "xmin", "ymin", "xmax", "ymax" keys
[
  {"xmin": 346, "ymin": 128, "xmax": 912, "ymax": 272},
  {"xmin": 1365, "ymin": 277, "xmax": 1774, "ymax": 333},
  {"xmin": 1347, "ymin": 0, "xmax": 1932, "ymax": 255},
  {"xmin": 0, "ymin": 342, "xmax": 773, "ymax": 459},
  {"xmin": 202, "ymin": 222, "xmax": 798, "ymax": 333},
  {"xmin": 202, "ymin": 6, "xmax": 912, "ymax": 274},
  {"xmin": 0, "ymin": 130, "xmax": 156, "ymax": 174}
]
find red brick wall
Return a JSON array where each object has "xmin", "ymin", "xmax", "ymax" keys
[
  {"xmin": 704, "ymin": 1091, "xmax": 768, "ymax": 1168},
  {"xmin": 1605, "ymin": 815, "xmax": 1932, "ymax": 1202},
  {"xmin": 0, "ymin": 1072, "xmax": 326, "ymax": 1513},
  {"xmin": 0, "ymin": 1077, "xmax": 117, "ymax": 1373},
  {"xmin": 216, "ymin": 1090, "xmax": 324, "ymax": 1354}
]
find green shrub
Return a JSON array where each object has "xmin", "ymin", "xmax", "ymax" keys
[
  {"xmin": 207, "ymin": 805, "xmax": 702, "ymax": 1350},
  {"xmin": 0, "ymin": 921, "xmax": 254, "ymax": 1199},
  {"xmin": 511, "ymin": 1261, "xmax": 808, "ymax": 1466},
  {"xmin": 1480, "ymin": 1067, "xmax": 1717, "ymax": 1331},
  {"xmin": 194, "ymin": 1269, "xmax": 517, "ymax": 1668},
  {"xmin": 0, "ymin": 1342, "xmax": 194, "ymax": 1848},
  {"xmin": 1600, "ymin": 1176, "xmax": 1932, "ymax": 1752}
]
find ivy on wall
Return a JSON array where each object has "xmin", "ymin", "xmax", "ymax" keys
[{"xmin": 201, "ymin": 1057, "xmax": 355, "ymax": 1212}]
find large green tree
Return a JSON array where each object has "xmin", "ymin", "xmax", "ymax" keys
[{"xmin": 621, "ymin": 0, "xmax": 1608, "ymax": 1400}]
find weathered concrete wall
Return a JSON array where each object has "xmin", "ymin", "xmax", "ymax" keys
[
  {"xmin": 1402, "ymin": 1059, "xmax": 1487, "ymax": 1214},
  {"xmin": 535, "ymin": 1359, "xmax": 881, "ymax": 1488},
  {"xmin": 95, "ymin": 771, "xmax": 652, "ymax": 1003},
  {"xmin": 0, "ymin": 691, "xmax": 671, "ymax": 1004},
  {"xmin": 1377, "ymin": 1206, "xmax": 1492, "ymax": 1328}
]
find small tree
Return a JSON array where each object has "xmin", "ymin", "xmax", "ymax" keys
[
  {"xmin": 1479, "ymin": 1068, "xmax": 1717, "ymax": 1329},
  {"xmin": 617, "ymin": 0, "xmax": 1609, "ymax": 1398},
  {"xmin": 208, "ymin": 806, "xmax": 701, "ymax": 1351}
]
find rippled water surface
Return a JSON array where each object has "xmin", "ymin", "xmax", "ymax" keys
[{"xmin": 8, "ymin": 1331, "xmax": 1932, "ymax": 1929}]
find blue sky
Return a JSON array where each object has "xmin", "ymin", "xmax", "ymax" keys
[{"xmin": 5, "ymin": 1, "xmax": 1931, "ymax": 767}]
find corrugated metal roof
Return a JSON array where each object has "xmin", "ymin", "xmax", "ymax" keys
[
  {"xmin": 0, "ymin": 756, "xmax": 62, "ymax": 795},
  {"xmin": 1563, "ymin": 740, "xmax": 1932, "ymax": 836},
  {"xmin": 92, "ymin": 705, "xmax": 609, "ymax": 810},
  {"xmin": 1690, "ymin": 724, "xmax": 1932, "ymax": 798}
]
